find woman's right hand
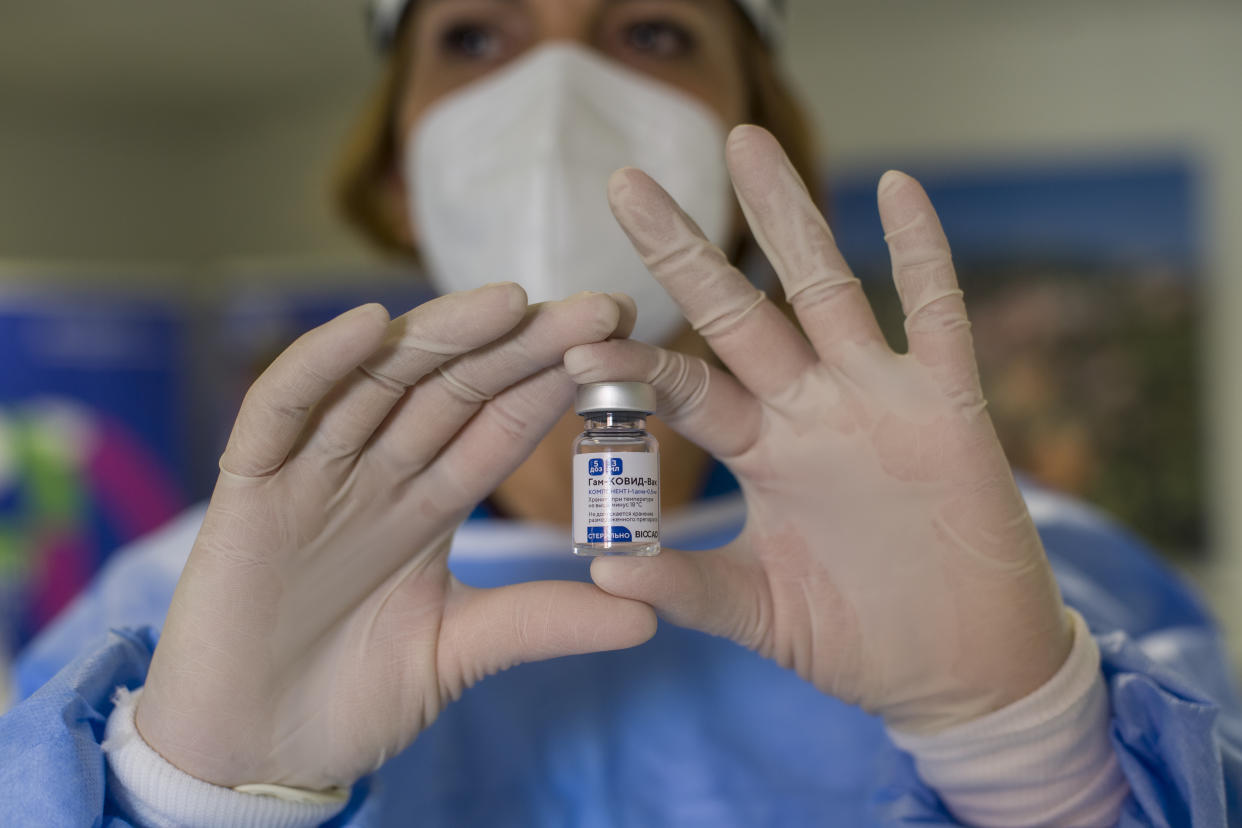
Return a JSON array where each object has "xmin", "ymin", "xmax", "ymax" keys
[{"xmin": 135, "ymin": 285, "xmax": 656, "ymax": 792}]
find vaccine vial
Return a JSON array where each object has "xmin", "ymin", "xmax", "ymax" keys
[{"xmin": 572, "ymin": 381, "xmax": 660, "ymax": 557}]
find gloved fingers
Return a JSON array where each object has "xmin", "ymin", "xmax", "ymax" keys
[
  {"xmin": 415, "ymin": 365, "xmax": 576, "ymax": 510},
  {"xmin": 563, "ymin": 338, "xmax": 763, "ymax": 461},
  {"xmin": 609, "ymin": 292, "xmax": 638, "ymax": 339},
  {"xmin": 370, "ymin": 292, "xmax": 622, "ymax": 473},
  {"xmin": 878, "ymin": 171, "xmax": 983, "ymax": 402},
  {"xmin": 304, "ymin": 283, "xmax": 529, "ymax": 461},
  {"xmin": 220, "ymin": 303, "xmax": 390, "ymax": 478},
  {"xmin": 607, "ymin": 167, "xmax": 818, "ymax": 399},
  {"xmin": 437, "ymin": 579, "xmax": 657, "ymax": 698},
  {"xmin": 589, "ymin": 544, "xmax": 771, "ymax": 653},
  {"xmin": 725, "ymin": 126, "xmax": 888, "ymax": 361}
]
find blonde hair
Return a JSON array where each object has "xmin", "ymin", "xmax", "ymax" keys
[{"xmin": 333, "ymin": 10, "xmax": 822, "ymax": 259}]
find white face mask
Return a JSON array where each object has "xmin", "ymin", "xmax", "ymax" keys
[{"xmin": 406, "ymin": 44, "xmax": 733, "ymax": 344}]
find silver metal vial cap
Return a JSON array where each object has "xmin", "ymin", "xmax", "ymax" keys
[{"xmin": 575, "ymin": 381, "xmax": 657, "ymax": 416}]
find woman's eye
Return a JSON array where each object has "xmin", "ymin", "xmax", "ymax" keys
[
  {"xmin": 624, "ymin": 20, "xmax": 696, "ymax": 58},
  {"xmin": 440, "ymin": 22, "xmax": 502, "ymax": 60}
]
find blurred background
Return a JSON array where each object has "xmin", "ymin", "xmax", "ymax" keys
[{"xmin": 0, "ymin": 0, "xmax": 1239, "ymax": 679}]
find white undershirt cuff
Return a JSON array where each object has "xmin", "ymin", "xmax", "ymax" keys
[
  {"xmin": 102, "ymin": 686, "xmax": 349, "ymax": 828},
  {"xmin": 888, "ymin": 608, "xmax": 1128, "ymax": 827}
]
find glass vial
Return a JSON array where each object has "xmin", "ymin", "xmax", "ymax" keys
[{"xmin": 572, "ymin": 381, "xmax": 660, "ymax": 557}]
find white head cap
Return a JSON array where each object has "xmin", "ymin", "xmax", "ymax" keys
[{"xmin": 368, "ymin": 0, "xmax": 785, "ymax": 51}]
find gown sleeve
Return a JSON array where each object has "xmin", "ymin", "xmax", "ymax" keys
[{"xmin": 0, "ymin": 506, "xmax": 378, "ymax": 827}]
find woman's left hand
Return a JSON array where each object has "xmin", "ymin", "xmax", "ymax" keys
[{"xmin": 564, "ymin": 125, "xmax": 1072, "ymax": 734}]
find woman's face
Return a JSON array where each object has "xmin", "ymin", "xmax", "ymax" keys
[{"xmin": 391, "ymin": 0, "xmax": 751, "ymax": 243}]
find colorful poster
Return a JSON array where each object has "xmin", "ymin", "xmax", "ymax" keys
[{"xmin": 0, "ymin": 288, "xmax": 190, "ymax": 647}]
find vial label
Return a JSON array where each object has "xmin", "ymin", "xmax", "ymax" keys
[{"xmin": 573, "ymin": 452, "xmax": 660, "ymax": 545}]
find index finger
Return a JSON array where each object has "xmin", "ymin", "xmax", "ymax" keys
[
  {"xmin": 564, "ymin": 338, "xmax": 762, "ymax": 462},
  {"xmin": 220, "ymin": 303, "xmax": 390, "ymax": 478},
  {"xmin": 607, "ymin": 168, "xmax": 817, "ymax": 400}
]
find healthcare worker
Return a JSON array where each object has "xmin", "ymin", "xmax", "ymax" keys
[{"xmin": 3, "ymin": 0, "xmax": 1241, "ymax": 825}]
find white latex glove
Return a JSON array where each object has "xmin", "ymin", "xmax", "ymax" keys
[
  {"xmin": 564, "ymin": 126, "xmax": 1073, "ymax": 734},
  {"xmin": 137, "ymin": 286, "xmax": 656, "ymax": 791}
]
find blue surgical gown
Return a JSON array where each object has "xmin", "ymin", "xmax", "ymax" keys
[{"xmin": 2, "ymin": 485, "xmax": 1240, "ymax": 826}]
